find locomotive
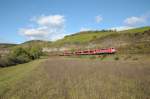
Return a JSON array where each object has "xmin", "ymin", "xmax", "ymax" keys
[{"xmin": 61, "ymin": 48, "xmax": 116, "ymax": 56}]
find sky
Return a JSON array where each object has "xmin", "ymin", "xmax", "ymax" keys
[{"xmin": 0, "ymin": 0, "xmax": 150, "ymax": 44}]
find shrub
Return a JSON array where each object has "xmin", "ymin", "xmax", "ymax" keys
[
  {"xmin": 92, "ymin": 35, "xmax": 97, "ymax": 40},
  {"xmin": 124, "ymin": 55, "xmax": 131, "ymax": 60},
  {"xmin": 10, "ymin": 47, "xmax": 31, "ymax": 64},
  {"xmin": 12, "ymin": 47, "xmax": 28, "ymax": 57},
  {"xmin": 114, "ymin": 56, "xmax": 119, "ymax": 60},
  {"xmin": 89, "ymin": 55, "xmax": 96, "ymax": 59},
  {"xmin": 28, "ymin": 46, "xmax": 43, "ymax": 60},
  {"xmin": 133, "ymin": 57, "xmax": 138, "ymax": 60},
  {"xmin": 0, "ymin": 56, "xmax": 15, "ymax": 67},
  {"xmin": 12, "ymin": 54, "xmax": 31, "ymax": 64},
  {"xmin": 101, "ymin": 54, "xmax": 107, "ymax": 60},
  {"xmin": 0, "ymin": 46, "xmax": 43, "ymax": 67}
]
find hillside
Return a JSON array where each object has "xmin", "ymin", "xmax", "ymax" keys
[
  {"xmin": 20, "ymin": 40, "xmax": 51, "ymax": 48},
  {"xmin": 0, "ymin": 43, "xmax": 17, "ymax": 55},
  {"xmin": 49, "ymin": 30, "xmax": 116, "ymax": 47},
  {"xmin": 120, "ymin": 26, "xmax": 150, "ymax": 33},
  {"xmin": 49, "ymin": 26, "xmax": 150, "ymax": 49},
  {"xmin": 0, "ymin": 43, "xmax": 17, "ymax": 49},
  {"xmin": 1, "ymin": 26, "xmax": 150, "ymax": 55}
]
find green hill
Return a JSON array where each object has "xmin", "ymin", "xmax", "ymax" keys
[
  {"xmin": 0, "ymin": 43, "xmax": 17, "ymax": 49},
  {"xmin": 49, "ymin": 26, "xmax": 150, "ymax": 48},
  {"xmin": 20, "ymin": 40, "xmax": 51, "ymax": 48},
  {"xmin": 50, "ymin": 30, "xmax": 116, "ymax": 47},
  {"xmin": 48, "ymin": 26, "xmax": 150, "ymax": 56},
  {"xmin": 1, "ymin": 26, "xmax": 150, "ymax": 55},
  {"xmin": 120, "ymin": 26, "xmax": 150, "ymax": 33}
]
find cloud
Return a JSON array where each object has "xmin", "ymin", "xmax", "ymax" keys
[
  {"xmin": 20, "ymin": 27, "xmax": 49, "ymax": 39},
  {"xmin": 80, "ymin": 27, "xmax": 92, "ymax": 32},
  {"xmin": 95, "ymin": 15, "xmax": 103, "ymax": 23},
  {"xmin": 36, "ymin": 15, "xmax": 65, "ymax": 27},
  {"xmin": 111, "ymin": 13, "xmax": 150, "ymax": 31},
  {"xmin": 124, "ymin": 16, "xmax": 145, "ymax": 26},
  {"xmin": 109, "ymin": 26, "xmax": 135, "ymax": 31},
  {"xmin": 20, "ymin": 15, "xmax": 66, "ymax": 41},
  {"xmin": 124, "ymin": 13, "xmax": 150, "ymax": 26}
]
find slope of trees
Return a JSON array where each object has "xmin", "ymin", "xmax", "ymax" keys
[{"xmin": 0, "ymin": 46, "xmax": 43, "ymax": 67}]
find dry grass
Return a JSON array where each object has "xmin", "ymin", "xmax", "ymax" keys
[
  {"xmin": 42, "ymin": 58, "xmax": 150, "ymax": 99},
  {"xmin": 0, "ymin": 57, "xmax": 150, "ymax": 99}
]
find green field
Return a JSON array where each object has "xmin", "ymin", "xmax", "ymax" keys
[{"xmin": 0, "ymin": 59, "xmax": 47, "ymax": 99}]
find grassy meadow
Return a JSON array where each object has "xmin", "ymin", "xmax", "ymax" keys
[
  {"xmin": 0, "ymin": 57, "xmax": 150, "ymax": 99},
  {"xmin": 0, "ymin": 59, "xmax": 47, "ymax": 99}
]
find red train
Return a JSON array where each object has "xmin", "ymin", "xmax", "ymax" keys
[{"xmin": 61, "ymin": 48, "xmax": 116, "ymax": 56}]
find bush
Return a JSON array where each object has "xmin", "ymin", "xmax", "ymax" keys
[
  {"xmin": 89, "ymin": 55, "xmax": 96, "ymax": 59},
  {"xmin": 101, "ymin": 54, "xmax": 107, "ymax": 60},
  {"xmin": 12, "ymin": 47, "xmax": 28, "ymax": 57},
  {"xmin": 10, "ymin": 47, "xmax": 31, "ymax": 64},
  {"xmin": 0, "ymin": 46, "xmax": 43, "ymax": 67},
  {"xmin": 11, "ymin": 54, "xmax": 31, "ymax": 64},
  {"xmin": 28, "ymin": 46, "xmax": 43, "ymax": 60},
  {"xmin": 133, "ymin": 57, "xmax": 138, "ymax": 60},
  {"xmin": 0, "ymin": 56, "xmax": 15, "ymax": 67},
  {"xmin": 114, "ymin": 56, "xmax": 119, "ymax": 60}
]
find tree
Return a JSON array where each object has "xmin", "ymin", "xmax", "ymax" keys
[
  {"xmin": 0, "ymin": 46, "xmax": 43, "ymax": 67},
  {"xmin": 28, "ymin": 46, "xmax": 43, "ymax": 60},
  {"xmin": 11, "ymin": 47, "xmax": 31, "ymax": 63},
  {"xmin": 12, "ymin": 47, "xmax": 27, "ymax": 57}
]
